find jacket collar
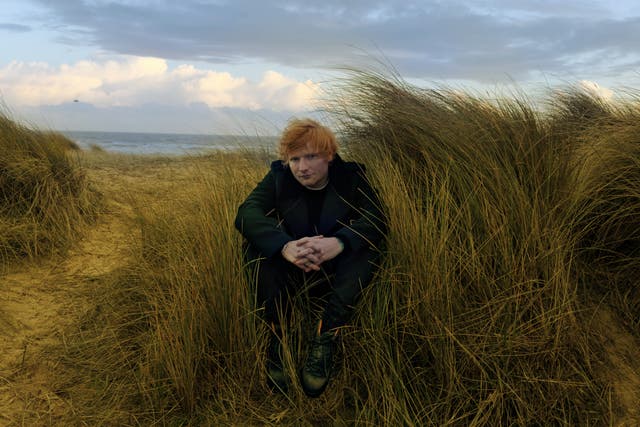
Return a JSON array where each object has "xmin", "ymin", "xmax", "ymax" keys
[
  {"xmin": 275, "ymin": 153, "xmax": 351, "ymax": 200},
  {"xmin": 273, "ymin": 154, "xmax": 357, "ymax": 235}
]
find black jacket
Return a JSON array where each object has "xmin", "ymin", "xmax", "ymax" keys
[{"xmin": 235, "ymin": 154, "xmax": 386, "ymax": 258}]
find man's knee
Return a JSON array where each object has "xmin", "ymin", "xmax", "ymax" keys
[{"xmin": 333, "ymin": 247, "xmax": 380, "ymax": 284}]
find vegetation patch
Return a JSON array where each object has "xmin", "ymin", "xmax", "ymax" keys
[{"xmin": 0, "ymin": 113, "xmax": 98, "ymax": 268}]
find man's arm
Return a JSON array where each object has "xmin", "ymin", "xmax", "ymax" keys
[
  {"xmin": 235, "ymin": 170, "xmax": 292, "ymax": 257},
  {"xmin": 299, "ymin": 169, "xmax": 386, "ymax": 265},
  {"xmin": 334, "ymin": 171, "xmax": 387, "ymax": 253}
]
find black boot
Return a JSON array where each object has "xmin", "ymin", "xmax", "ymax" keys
[
  {"xmin": 300, "ymin": 330, "xmax": 337, "ymax": 398},
  {"xmin": 266, "ymin": 327, "xmax": 288, "ymax": 393}
]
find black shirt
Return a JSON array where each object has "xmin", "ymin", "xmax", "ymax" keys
[{"xmin": 302, "ymin": 185, "xmax": 327, "ymax": 235}]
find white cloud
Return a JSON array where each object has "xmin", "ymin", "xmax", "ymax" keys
[
  {"xmin": 579, "ymin": 80, "xmax": 614, "ymax": 100},
  {"xmin": 181, "ymin": 70, "xmax": 248, "ymax": 108},
  {"xmin": 256, "ymin": 71, "xmax": 319, "ymax": 110},
  {"xmin": 0, "ymin": 56, "xmax": 320, "ymax": 111}
]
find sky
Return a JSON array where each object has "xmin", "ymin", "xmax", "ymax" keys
[{"xmin": 1, "ymin": 0, "xmax": 640, "ymax": 135}]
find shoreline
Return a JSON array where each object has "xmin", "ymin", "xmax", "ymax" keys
[{"xmin": 62, "ymin": 130, "xmax": 277, "ymax": 156}]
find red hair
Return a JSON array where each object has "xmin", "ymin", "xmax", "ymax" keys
[{"xmin": 278, "ymin": 118, "xmax": 338, "ymax": 162}]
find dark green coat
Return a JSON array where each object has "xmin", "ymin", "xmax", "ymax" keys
[{"xmin": 235, "ymin": 154, "xmax": 386, "ymax": 258}]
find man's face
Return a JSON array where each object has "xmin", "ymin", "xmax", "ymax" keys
[{"xmin": 288, "ymin": 143, "xmax": 333, "ymax": 189}]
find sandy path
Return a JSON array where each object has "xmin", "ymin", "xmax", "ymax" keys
[
  {"xmin": 0, "ymin": 162, "xmax": 139, "ymax": 426},
  {"xmin": 0, "ymin": 155, "xmax": 203, "ymax": 425}
]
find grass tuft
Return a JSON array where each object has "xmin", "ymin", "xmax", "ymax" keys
[{"xmin": 0, "ymin": 113, "xmax": 98, "ymax": 268}]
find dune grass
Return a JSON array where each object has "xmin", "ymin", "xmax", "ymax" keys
[
  {"xmin": 328, "ymin": 73, "xmax": 609, "ymax": 424},
  {"xmin": 540, "ymin": 85, "xmax": 640, "ymax": 329},
  {"xmin": 54, "ymin": 73, "xmax": 640, "ymax": 425},
  {"xmin": 0, "ymin": 113, "xmax": 98, "ymax": 269}
]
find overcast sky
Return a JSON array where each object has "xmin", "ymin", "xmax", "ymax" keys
[{"xmin": 1, "ymin": 0, "xmax": 639, "ymax": 134}]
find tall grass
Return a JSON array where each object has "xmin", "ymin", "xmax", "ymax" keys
[
  {"xmin": 59, "ymin": 152, "xmax": 275, "ymax": 423},
  {"xmin": 551, "ymin": 88, "xmax": 640, "ymax": 327},
  {"xmin": 59, "ymin": 74, "xmax": 639, "ymax": 424},
  {"xmin": 0, "ymin": 113, "xmax": 97, "ymax": 268},
  {"xmin": 328, "ymin": 71, "xmax": 612, "ymax": 424}
]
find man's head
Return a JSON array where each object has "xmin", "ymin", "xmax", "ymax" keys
[
  {"xmin": 279, "ymin": 118, "xmax": 338, "ymax": 189},
  {"xmin": 278, "ymin": 118, "xmax": 338, "ymax": 163}
]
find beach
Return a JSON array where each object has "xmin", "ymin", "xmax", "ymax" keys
[{"xmin": 61, "ymin": 130, "xmax": 277, "ymax": 155}]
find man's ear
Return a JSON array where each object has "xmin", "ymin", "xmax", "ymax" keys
[{"xmin": 327, "ymin": 152, "xmax": 335, "ymax": 162}]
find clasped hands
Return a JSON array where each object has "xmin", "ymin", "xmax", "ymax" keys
[{"xmin": 281, "ymin": 235, "xmax": 344, "ymax": 272}]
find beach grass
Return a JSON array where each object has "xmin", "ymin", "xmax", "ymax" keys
[
  {"xmin": 5, "ymin": 72, "xmax": 640, "ymax": 424},
  {"xmin": 0, "ymin": 112, "xmax": 98, "ymax": 269}
]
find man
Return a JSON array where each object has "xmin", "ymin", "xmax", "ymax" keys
[{"xmin": 235, "ymin": 118, "xmax": 386, "ymax": 397}]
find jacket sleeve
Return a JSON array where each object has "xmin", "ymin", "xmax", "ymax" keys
[
  {"xmin": 234, "ymin": 170, "xmax": 292, "ymax": 258},
  {"xmin": 334, "ymin": 170, "xmax": 387, "ymax": 253}
]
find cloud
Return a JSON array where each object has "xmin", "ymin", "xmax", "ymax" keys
[
  {"xmin": 579, "ymin": 80, "xmax": 614, "ymax": 99},
  {"xmin": 21, "ymin": 102, "xmax": 292, "ymax": 135},
  {"xmin": 0, "ymin": 23, "xmax": 31, "ymax": 32},
  {"xmin": 26, "ymin": 0, "xmax": 640, "ymax": 83},
  {"xmin": 0, "ymin": 56, "xmax": 320, "ymax": 111},
  {"xmin": 255, "ymin": 71, "xmax": 319, "ymax": 110}
]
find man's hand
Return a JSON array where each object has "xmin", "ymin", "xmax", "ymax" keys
[
  {"xmin": 281, "ymin": 236, "xmax": 324, "ymax": 272},
  {"xmin": 281, "ymin": 236, "xmax": 345, "ymax": 272},
  {"xmin": 298, "ymin": 236, "xmax": 344, "ymax": 266}
]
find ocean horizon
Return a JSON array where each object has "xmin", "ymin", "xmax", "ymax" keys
[{"xmin": 62, "ymin": 130, "xmax": 277, "ymax": 155}]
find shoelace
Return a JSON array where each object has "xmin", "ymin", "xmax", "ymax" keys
[{"xmin": 306, "ymin": 335, "xmax": 334, "ymax": 375}]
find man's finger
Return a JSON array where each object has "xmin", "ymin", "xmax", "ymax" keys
[
  {"xmin": 296, "ymin": 235, "xmax": 324, "ymax": 246},
  {"xmin": 293, "ymin": 256, "xmax": 321, "ymax": 272},
  {"xmin": 305, "ymin": 253, "xmax": 321, "ymax": 264},
  {"xmin": 297, "ymin": 247, "xmax": 314, "ymax": 259},
  {"xmin": 295, "ymin": 261, "xmax": 315, "ymax": 272},
  {"xmin": 304, "ymin": 261, "xmax": 321, "ymax": 271},
  {"xmin": 295, "ymin": 237, "xmax": 310, "ymax": 246},
  {"xmin": 296, "ymin": 236, "xmax": 320, "ymax": 246}
]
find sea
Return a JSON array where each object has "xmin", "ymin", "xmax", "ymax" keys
[{"xmin": 61, "ymin": 130, "xmax": 277, "ymax": 155}]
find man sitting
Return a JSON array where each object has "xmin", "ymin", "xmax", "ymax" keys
[{"xmin": 235, "ymin": 118, "xmax": 386, "ymax": 397}]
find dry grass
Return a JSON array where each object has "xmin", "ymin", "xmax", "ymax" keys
[{"xmin": 0, "ymin": 113, "xmax": 98, "ymax": 269}]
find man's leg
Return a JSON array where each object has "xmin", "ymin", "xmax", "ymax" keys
[
  {"xmin": 244, "ymin": 246, "xmax": 300, "ymax": 393},
  {"xmin": 321, "ymin": 246, "xmax": 380, "ymax": 332},
  {"xmin": 301, "ymin": 246, "xmax": 380, "ymax": 397},
  {"xmin": 245, "ymin": 245, "xmax": 298, "ymax": 325}
]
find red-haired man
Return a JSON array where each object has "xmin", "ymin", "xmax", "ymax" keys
[{"xmin": 235, "ymin": 118, "xmax": 386, "ymax": 397}]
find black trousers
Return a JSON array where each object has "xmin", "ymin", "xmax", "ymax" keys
[{"xmin": 244, "ymin": 244, "xmax": 380, "ymax": 332}]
